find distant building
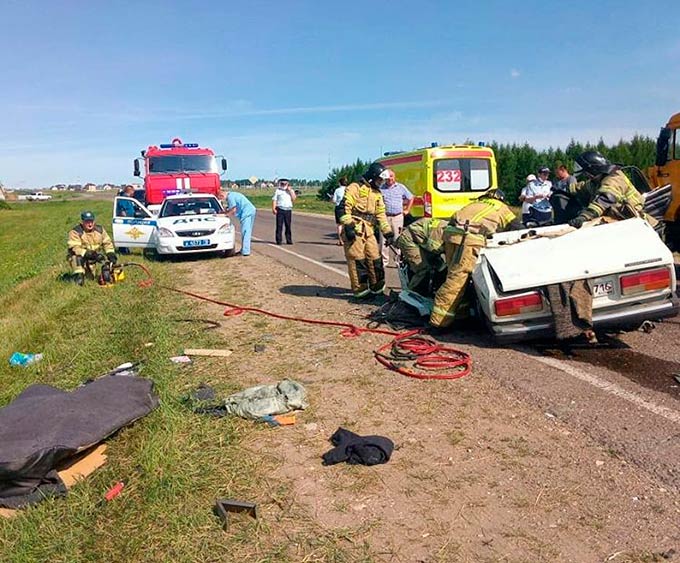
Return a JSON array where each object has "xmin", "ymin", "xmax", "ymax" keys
[{"xmin": 84, "ymin": 183, "xmax": 97, "ymax": 192}]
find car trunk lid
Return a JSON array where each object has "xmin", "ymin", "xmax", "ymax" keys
[{"xmin": 483, "ymin": 219, "xmax": 671, "ymax": 293}]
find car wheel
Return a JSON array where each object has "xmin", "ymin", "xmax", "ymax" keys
[{"xmin": 221, "ymin": 248, "xmax": 235, "ymax": 258}]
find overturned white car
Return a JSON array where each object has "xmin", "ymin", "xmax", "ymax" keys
[
  {"xmin": 473, "ymin": 219, "xmax": 678, "ymax": 342},
  {"xmin": 111, "ymin": 193, "xmax": 236, "ymax": 257}
]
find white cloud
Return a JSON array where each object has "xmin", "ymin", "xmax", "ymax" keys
[{"xmin": 510, "ymin": 69, "xmax": 521, "ymax": 79}]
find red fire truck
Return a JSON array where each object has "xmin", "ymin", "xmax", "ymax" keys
[{"xmin": 133, "ymin": 138, "xmax": 227, "ymax": 207}]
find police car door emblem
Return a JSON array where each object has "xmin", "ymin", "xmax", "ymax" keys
[{"xmin": 126, "ymin": 227, "xmax": 145, "ymax": 240}]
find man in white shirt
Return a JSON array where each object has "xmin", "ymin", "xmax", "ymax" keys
[
  {"xmin": 272, "ymin": 178, "xmax": 297, "ymax": 245},
  {"xmin": 332, "ymin": 176, "xmax": 348, "ymax": 245},
  {"xmin": 520, "ymin": 167, "xmax": 552, "ymax": 225}
]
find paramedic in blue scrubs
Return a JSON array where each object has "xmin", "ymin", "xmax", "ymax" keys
[{"xmin": 222, "ymin": 189, "xmax": 257, "ymax": 256}]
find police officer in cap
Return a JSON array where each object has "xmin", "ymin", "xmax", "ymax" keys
[
  {"xmin": 339, "ymin": 162, "xmax": 394, "ymax": 298},
  {"xmin": 67, "ymin": 211, "xmax": 117, "ymax": 285}
]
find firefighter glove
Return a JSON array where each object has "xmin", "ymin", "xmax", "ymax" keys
[
  {"xmin": 383, "ymin": 231, "xmax": 395, "ymax": 246},
  {"xmin": 83, "ymin": 250, "xmax": 99, "ymax": 261},
  {"xmin": 344, "ymin": 223, "xmax": 357, "ymax": 243},
  {"xmin": 107, "ymin": 252, "xmax": 118, "ymax": 264},
  {"xmin": 568, "ymin": 216, "xmax": 585, "ymax": 229}
]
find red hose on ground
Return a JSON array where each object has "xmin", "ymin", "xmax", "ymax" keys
[{"xmin": 122, "ymin": 262, "xmax": 472, "ymax": 380}]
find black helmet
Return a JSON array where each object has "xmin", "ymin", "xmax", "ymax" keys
[
  {"xmin": 477, "ymin": 188, "xmax": 506, "ymax": 202},
  {"xmin": 80, "ymin": 211, "xmax": 95, "ymax": 221},
  {"xmin": 361, "ymin": 162, "xmax": 390, "ymax": 188},
  {"xmin": 574, "ymin": 150, "xmax": 614, "ymax": 178}
]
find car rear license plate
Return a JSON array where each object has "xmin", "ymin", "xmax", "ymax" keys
[
  {"xmin": 592, "ymin": 280, "xmax": 614, "ymax": 297},
  {"xmin": 183, "ymin": 239, "xmax": 210, "ymax": 247}
]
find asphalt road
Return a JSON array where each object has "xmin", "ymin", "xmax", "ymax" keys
[{"xmin": 244, "ymin": 211, "xmax": 680, "ymax": 489}]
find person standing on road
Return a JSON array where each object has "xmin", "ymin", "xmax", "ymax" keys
[
  {"xmin": 430, "ymin": 189, "xmax": 520, "ymax": 328},
  {"xmin": 340, "ymin": 162, "xmax": 394, "ymax": 298},
  {"xmin": 332, "ymin": 176, "xmax": 348, "ymax": 245},
  {"xmin": 272, "ymin": 178, "xmax": 296, "ymax": 245},
  {"xmin": 223, "ymin": 189, "xmax": 257, "ymax": 256},
  {"xmin": 379, "ymin": 169, "xmax": 414, "ymax": 267}
]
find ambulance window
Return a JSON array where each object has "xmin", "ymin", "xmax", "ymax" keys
[
  {"xmin": 469, "ymin": 159, "xmax": 491, "ymax": 191},
  {"xmin": 674, "ymin": 130, "xmax": 680, "ymax": 160},
  {"xmin": 434, "ymin": 158, "xmax": 491, "ymax": 192}
]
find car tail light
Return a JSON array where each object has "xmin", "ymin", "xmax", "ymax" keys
[
  {"xmin": 494, "ymin": 292, "xmax": 543, "ymax": 317},
  {"xmin": 620, "ymin": 267, "xmax": 671, "ymax": 296},
  {"xmin": 423, "ymin": 191, "xmax": 432, "ymax": 217}
]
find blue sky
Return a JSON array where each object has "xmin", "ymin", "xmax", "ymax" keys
[{"xmin": 2, "ymin": 0, "xmax": 679, "ymax": 187}]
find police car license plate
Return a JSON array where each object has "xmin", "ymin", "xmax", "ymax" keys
[
  {"xmin": 592, "ymin": 280, "xmax": 614, "ymax": 297},
  {"xmin": 183, "ymin": 239, "xmax": 210, "ymax": 247}
]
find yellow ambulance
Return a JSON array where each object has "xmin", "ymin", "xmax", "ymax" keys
[{"xmin": 377, "ymin": 144, "xmax": 499, "ymax": 219}]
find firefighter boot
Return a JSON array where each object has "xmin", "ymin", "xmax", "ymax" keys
[
  {"xmin": 368, "ymin": 258, "xmax": 386, "ymax": 294},
  {"xmin": 347, "ymin": 259, "xmax": 370, "ymax": 298}
]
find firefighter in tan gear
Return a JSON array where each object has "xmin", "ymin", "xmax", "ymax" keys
[
  {"xmin": 567, "ymin": 150, "xmax": 654, "ymax": 229},
  {"xmin": 67, "ymin": 211, "xmax": 117, "ymax": 285},
  {"xmin": 340, "ymin": 162, "xmax": 394, "ymax": 298},
  {"xmin": 396, "ymin": 217, "xmax": 448, "ymax": 291},
  {"xmin": 430, "ymin": 189, "xmax": 519, "ymax": 328}
]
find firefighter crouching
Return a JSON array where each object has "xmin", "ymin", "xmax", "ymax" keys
[
  {"xmin": 67, "ymin": 211, "xmax": 117, "ymax": 286},
  {"xmin": 567, "ymin": 150, "xmax": 656, "ymax": 230},
  {"xmin": 340, "ymin": 163, "xmax": 394, "ymax": 298},
  {"xmin": 430, "ymin": 189, "xmax": 520, "ymax": 328},
  {"xmin": 396, "ymin": 217, "xmax": 448, "ymax": 292}
]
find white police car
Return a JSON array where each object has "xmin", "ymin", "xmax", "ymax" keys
[{"xmin": 111, "ymin": 193, "xmax": 236, "ymax": 256}]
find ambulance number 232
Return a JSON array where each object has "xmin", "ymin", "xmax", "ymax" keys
[{"xmin": 436, "ymin": 169, "xmax": 462, "ymax": 183}]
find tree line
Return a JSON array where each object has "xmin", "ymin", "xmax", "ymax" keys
[{"xmin": 318, "ymin": 135, "xmax": 657, "ymax": 205}]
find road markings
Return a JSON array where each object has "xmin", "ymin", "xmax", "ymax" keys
[
  {"xmin": 250, "ymin": 235, "xmax": 349, "ymax": 279},
  {"xmin": 534, "ymin": 355, "xmax": 680, "ymax": 424}
]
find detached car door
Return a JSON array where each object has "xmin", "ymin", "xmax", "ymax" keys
[{"xmin": 112, "ymin": 197, "xmax": 156, "ymax": 248}]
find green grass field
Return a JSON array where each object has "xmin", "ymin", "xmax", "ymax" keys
[
  {"xmin": 0, "ymin": 202, "xmax": 292, "ymax": 562},
  {"xmin": 234, "ymin": 188, "xmax": 334, "ymax": 215}
]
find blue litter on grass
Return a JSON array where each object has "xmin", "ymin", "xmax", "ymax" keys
[{"xmin": 9, "ymin": 352, "xmax": 44, "ymax": 367}]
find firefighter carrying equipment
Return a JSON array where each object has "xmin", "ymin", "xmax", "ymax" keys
[
  {"xmin": 430, "ymin": 197, "xmax": 517, "ymax": 328},
  {"xmin": 568, "ymin": 169, "xmax": 655, "ymax": 228},
  {"xmin": 340, "ymin": 180, "xmax": 393, "ymax": 297}
]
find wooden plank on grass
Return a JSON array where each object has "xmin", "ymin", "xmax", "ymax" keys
[{"xmin": 184, "ymin": 349, "xmax": 233, "ymax": 357}]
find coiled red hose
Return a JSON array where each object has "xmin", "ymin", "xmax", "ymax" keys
[{"xmin": 123, "ymin": 262, "xmax": 472, "ymax": 380}]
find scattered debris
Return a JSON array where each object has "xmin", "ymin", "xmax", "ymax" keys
[
  {"xmin": 322, "ymin": 427, "xmax": 394, "ymax": 467},
  {"xmin": 260, "ymin": 413, "xmax": 297, "ymax": 426},
  {"xmin": 102, "ymin": 481, "xmax": 125, "ymax": 503},
  {"xmin": 254, "ymin": 344, "xmax": 266, "ymax": 353},
  {"xmin": 184, "ymin": 380, "xmax": 308, "ymax": 420},
  {"xmin": 213, "ymin": 499, "xmax": 257, "ymax": 531},
  {"xmin": 184, "ymin": 348, "xmax": 233, "ymax": 358},
  {"xmin": 170, "ymin": 355, "xmax": 192, "ymax": 364},
  {"xmin": 596, "ymin": 460, "xmax": 605, "ymax": 467},
  {"xmin": 8, "ymin": 352, "xmax": 43, "ymax": 367},
  {"xmin": 640, "ymin": 320, "xmax": 656, "ymax": 334},
  {"xmin": 672, "ymin": 374, "xmax": 680, "ymax": 385}
]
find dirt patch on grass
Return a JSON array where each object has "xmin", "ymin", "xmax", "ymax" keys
[{"xmin": 178, "ymin": 253, "xmax": 680, "ymax": 562}]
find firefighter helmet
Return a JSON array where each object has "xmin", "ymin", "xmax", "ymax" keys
[
  {"xmin": 80, "ymin": 211, "xmax": 95, "ymax": 222},
  {"xmin": 574, "ymin": 150, "xmax": 615, "ymax": 178},
  {"xmin": 362, "ymin": 162, "xmax": 390, "ymax": 188},
  {"xmin": 478, "ymin": 188, "xmax": 506, "ymax": 202}
]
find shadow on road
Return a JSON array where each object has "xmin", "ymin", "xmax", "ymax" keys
[{"xmin": 279, "ymin": 284, "xmax": 353, "ymax": 300}]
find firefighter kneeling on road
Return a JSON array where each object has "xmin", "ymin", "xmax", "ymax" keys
[
  {"xmin": 67, "ymin": 211, "xmax": 117, "ymax": 286},
  {"xmin": 340, "ymin": 162, "xmax": 394, "ymax": 298},
  {"xmin": 396, "ymin": 217, "xmax": 448, "ymax": 294},
  {"xmin": 430, "ymin": 189, "xmax": 521, "ymax": 328},
  {"xmin": 566, "ymin": 150, "xmax": 656, "ymax": 230}
]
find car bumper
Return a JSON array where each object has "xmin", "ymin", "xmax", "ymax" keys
[
  {"xmin": 155, "ymin": 233, "xmax": 235, "ymax": 255},
  {"xmin": 488, "ymin": 295, "xmax": 679, "ymax": 344}
]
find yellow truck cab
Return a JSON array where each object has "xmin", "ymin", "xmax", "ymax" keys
[
  {"xmin": 647, "ymin": 112, "xmax": 680, "ymax": 247},
  {"xmin": 377, "ymin": 143, "xmax": 498, "ymax": 219}
]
